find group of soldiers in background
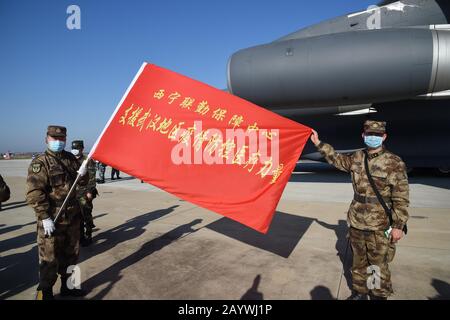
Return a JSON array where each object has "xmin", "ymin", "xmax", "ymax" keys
[{"xmin": 96, "ymin": 161, "xmax": 120, "ymax": 184}]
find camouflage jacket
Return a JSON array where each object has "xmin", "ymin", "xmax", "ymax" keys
[
  {"xmin": 317, "ymin": 142, "xmax": 409, "ymax": 231},
  {"xmin": 26, "ymin": 149, "xmax": 88, "ymax": 221},
  {"xmin": 0, "ymin": 174, "xmax": 10, "ymax": 202},
  {"xmin": 74, "ymin": 155, "xmax": 97, "ymax": 199}
]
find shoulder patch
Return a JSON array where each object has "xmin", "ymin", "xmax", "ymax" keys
[{"xmin": 31, "ymin": 162, "xmax": 42, "ymax": 173}]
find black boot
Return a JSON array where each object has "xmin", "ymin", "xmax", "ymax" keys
[
  {"xmin": 81, "ymin": 228, "xmax": 93, "ymax": 247},
  {"xmin": 36, "ymin": 288, "xmax": 54, "ymax": 300},
  {"xmin": 60, "ymin": 277, "xmax": 87, "ymax": 297},
  {"xmin": 369, "ymin": 293, "xmax": 388, "ymax": 300},
  {"xmin": 346, "ymin": 291, "xmax": 368, "ymax": 300},
  {"xmin": 80, "ymin": 222, "xmax": 88, "ymax": 247}
]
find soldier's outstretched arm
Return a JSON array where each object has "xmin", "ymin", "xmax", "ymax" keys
[
  {"xmin": 26, "ymin": 161, "xmax": 51, "ymax": 220},
  {"xmin": 310, "ymin": 129, "xmax": 353, "ymax": 173},
  {"xmin": 389, "ymin": 160, "xmax": 410, "ymax": 230}
]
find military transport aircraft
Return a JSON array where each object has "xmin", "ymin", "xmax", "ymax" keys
[{"xmin": 227, "ymin": 0, "xmax": 450, "ymax": 173}]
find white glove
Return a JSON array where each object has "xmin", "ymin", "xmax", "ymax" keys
[
  {"xmin": 77, "ymin": 159, "xmax": 88, "ymax": 177},
  {"xmin": 42, "ymin": 218, "xmax": 55, "ymax": 236}
]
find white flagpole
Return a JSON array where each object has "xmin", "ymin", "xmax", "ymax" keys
[{"xmin": 53, "ymin": 62, "xmax": 148, "ymax": 223}]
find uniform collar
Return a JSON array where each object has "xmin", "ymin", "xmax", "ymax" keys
[
  {"xmin": 366, "ymin": 147, "xmax": 385, "ymax": 160},
  {"xmin": 46, "ymin": 149, "xmax": 64, "ymax": 158}
]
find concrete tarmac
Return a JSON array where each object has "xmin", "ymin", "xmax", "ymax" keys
[{"xmin": 0, "ymin": 159, "xmax": 449, "ymax": 300}]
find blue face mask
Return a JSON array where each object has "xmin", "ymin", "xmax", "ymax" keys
[
  {"xmin": 48, "ymin": 140, "xmax": 66, "ymax": 153},
  {"xmin": 364, "ymin": 135, "xmax": 383, "ymax": 149}
]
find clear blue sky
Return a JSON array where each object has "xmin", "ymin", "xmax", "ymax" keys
[{"xmin": 0, "ymin": 0, "xmax": 375, "ymax": 152}]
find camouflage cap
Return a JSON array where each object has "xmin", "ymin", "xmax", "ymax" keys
[
  {"xmin": 364, "ymin": 120, "xmax": 386, "ymax": 134},
  {"xmin": 47, "ymin": 125, "xmax": 67, "ymax": 138},
  {"xmin": 71, "ymin": 140, "xmax": 84, "ymax": 149}
]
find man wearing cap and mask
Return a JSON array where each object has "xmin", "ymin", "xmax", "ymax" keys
[
  {"xmin": 310, "ymin": 120, "xmax": 409, "ymax": 300},
  {"xmin": 71, "ymin": 140, "xmax": 98, "ymax": 247},
  {"xmin": 26, "ymin": 125, "xmax": 89, "ymax": 300}
]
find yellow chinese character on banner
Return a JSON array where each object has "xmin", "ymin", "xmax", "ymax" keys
[
  {"xmin": 119, "ymin": 105, "xmax": 134, "ymax": 125},
  {"xmin": 180, "ymin": 97, "xmax": 195, "ymax": 109},
  {"xmin": 195, "ymin": 101, "xmax": 210, "ymax": 115},
  {"xmin": 168, "ymin": 122, "xmax": 185, "ymax": 141},
  {"xmin": 205, "ymin": 134, "xmax": 221, "ymax": 155},
  {"xmin": 212, "ymin": 108, "xmax": 227, "ymax": 121},
  {"xmin": 178, "ymin": 124, "xmax": 196, "ymax": 145},
  {"xmin": 243, "ymin": 152, "xmax": 261, "ymax": 172},
  {"xmin": 136, "ymin": 108, "xmax": 152, "ymax": 132},
  {"xmin": 127, "ymin": 107, "xmax": 143, "ymax": 127},
  {"xmin": 247, "ymin": 122, "xmax": 259, "ymax": 132},
  {"xmin": 232, "ymin": 146, "xmax": 248, "ymax": 165},
  {"xmin": 146, "ymin": 114, "xmax": 161, "ymax": 131},
  {"xmin": 263, "ymin": 130, "xmax": 278, "ymax": 140},
  {"xmin": 156, "ymin": 118, "xmax": 173, "ymax": 134},
  {"xmin": 256, "ymin": 157, "xmax": 273, "ymax": 178},
  {"xmin": 154, "ymin": 89, "xmax": 165, "ymax": 100},
  {"xmin": 270, "ymin": 164, "xmax": 284, "ymax": 184},
  {"xmin": 193, "ymin": 130, "xmax": 210, "ymax": 152},
  {"xmin": 168, "ymin": 92, "xmax": 181, "ymax": 104},
  {"xmin": 228, "ymin": 115, "xmax": 244, "ymax": 129},
  {"xmin": 219, "ymin": 139, "xmax": 236, "ymax": 160}
]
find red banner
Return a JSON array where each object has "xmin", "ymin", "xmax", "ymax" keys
[{"xmin": 91, "ymin": 63, "xmax": 311, "ymax": 233}]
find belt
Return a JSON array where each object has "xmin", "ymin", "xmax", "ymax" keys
[{"xmin": 353, "ymin": 193, "xmax": 391, "ymax": 205}]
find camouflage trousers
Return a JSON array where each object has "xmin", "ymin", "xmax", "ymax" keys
[
  {"xmin": 98, "ymin": 166, "xmax": 105, "ymax": 181},
  {"xmin": 78, "ymin": 197, "xmax": 94, "ymax": 229},
  {"xmin": 349, "ymin": 227, "xmax": 396, "ymax": 298},
  {"xmin": 36, "ymin": 215, "xmax": 80, "ymax": 290}
]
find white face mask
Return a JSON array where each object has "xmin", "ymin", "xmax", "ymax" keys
[{"xmin": 71, "ymin": 149, "xmax": 80, "ymax": 156}]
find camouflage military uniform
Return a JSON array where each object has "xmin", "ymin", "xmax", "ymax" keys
[
  {"xmin": 316, "ymin": 121, "xmax": 409, "ymax": 298},
  {"xmin": 26, "ymin": 126, "xmax": 88, "ymax": 295},
  {"xmin": 97, "ymin": 161, "xmax": 106, "ymax": 183},
  {"xmin": 75, "ymin": 154, "xmax": 97, "ymax": 244},
  {"xmin": 0, "ymin": 174, "xmax": 11, "ymax": 210}
]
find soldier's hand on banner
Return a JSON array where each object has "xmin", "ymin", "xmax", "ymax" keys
[
  {"xmin": 78, "ymin": 159, "xmax": 88, "ymax": 177},
  {"xmin": 310, "ymin": 129, "xmax": 321, "ymax": 146},
  {"xmin": 42, "ymin": 218, "xmax": 55, "ymax": 236}
]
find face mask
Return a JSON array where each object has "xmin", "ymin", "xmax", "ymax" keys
[
  {"xmin": 364, "ymin": 135, "xmax": 383, "ymax": 149},
  {"xmin": 71, "ymin": 149, "xmax": 80, "ymax": 156},
  {"xmin": 48, "ymin": 140, "xmax": 66, "ymax": 153}
]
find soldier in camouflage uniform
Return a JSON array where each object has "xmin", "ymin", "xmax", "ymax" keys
[
  {"xmin": 310, "ymin": 120, "xmax": 409, "ymax": 300},
  {"xmin": 0, "ymin": 174, "xmax": 11, "ymax": 211},
  {"xmin": 26, "ymin": 126, "xmax": 89, "ymax": 300},
  {"xmin": 71, "ymin": 140, "xmax": 98, "ymax": 247},
  {"xmin": 97, "ymin": 161, "xmax": 106, "ymax": 184}
]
